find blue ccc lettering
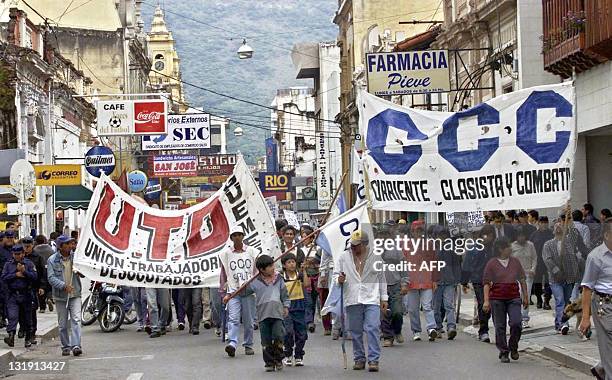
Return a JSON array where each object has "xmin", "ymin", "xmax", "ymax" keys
[{"xmin": 367, "ymin": 90, "xmax": 572, "ymax": 173}]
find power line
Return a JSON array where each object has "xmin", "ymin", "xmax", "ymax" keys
[{"xmin": 151, "ymin": 69, "xmax": 340, "ymax": 125}]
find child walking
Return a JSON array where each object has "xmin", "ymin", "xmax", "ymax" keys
[
  {"xmin": 224, "ymin": 255, "xmax": 289, "ymax": 372},
  {"xmin": 281, "ymin": 253, "xmax": 311, "ymax": 367}
]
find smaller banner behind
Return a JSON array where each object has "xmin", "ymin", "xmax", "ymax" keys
[
  {"xmin": 316, "ymin": 201, "xmax": 370, "ymax": 262},
  {"xmin": 74, "ymin": 156, "xmax": 280, "ymax": 288},
  {"xmin": 358, "ymin": 83, "xmax": 576, "ymax": 212}
]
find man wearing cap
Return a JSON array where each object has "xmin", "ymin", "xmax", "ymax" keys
[
  {"xmin": 0, "ymin": 230, "xmax": 17, "ymax": 328},
  {"xmin": 335, "ymin": 230, "xmax": 388, "ymax": 372},
  {"xmin": 219, "ymin": 225, "xmax": 259, "ymax": 357},
  {"xmin": 22, "ymin": 237, "xmax": 46, "ymax": 342},
  {"xmin": 47, "ymin": 235, "xmax": 83, "ymax": 356},
  {"xmin": 1, "ymin": 244, "xmax": 37, "ymax": 347}
]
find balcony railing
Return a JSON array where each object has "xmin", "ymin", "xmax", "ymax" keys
[{"xmin": 543, "ymin": 0, "xmax": 611, "ymax": 78}]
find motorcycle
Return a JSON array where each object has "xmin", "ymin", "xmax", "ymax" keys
[{"xmin": 81, "ymin": 282, "xmax": 125, "ymax": 332}]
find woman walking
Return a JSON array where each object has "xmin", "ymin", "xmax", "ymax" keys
[{"xmin": 483, "ymin": 237, "xmax": 529, "ymax": 363}]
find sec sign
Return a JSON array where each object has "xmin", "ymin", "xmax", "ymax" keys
[
  {"xmin": 85, "ymin": 146, "xmax": 116, "ymax": 177},
  {"xmin": 141, "ymin": 113, "xmax": 210, "ymax": 150},
  {"xmin": 128, "ymin": 170, "xmax": 148, "ymax": 193}
]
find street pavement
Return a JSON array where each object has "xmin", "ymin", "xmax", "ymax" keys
[{"xmin": 4, "ymin": 316, "xmax": 590, "ymax": 380}]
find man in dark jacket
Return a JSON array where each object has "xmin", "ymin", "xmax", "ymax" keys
[
  {"xmin": 461, "ymin": 224, "xmax": 496, "ymax": 342},
  {"xmin": 33, "ymin": 235, "xmax": 54, "ymax": 312},
  {"xmin": 0, "ymin": 230, "xmax": 17, "ymax": 329},
  {"xmin": 433, "ymin": 227, "xmax": 462, "ymax": 340},
  {"xmin": 530, "ymin": 217, "xmax": 554, "ymax": 309},
  {"xmin": 23, "ymin": 237, "xmax": 46, "ymax": 341},
  {"xmin": 1, "ymin": 244, "xmax": 37, "ymax": 347}
]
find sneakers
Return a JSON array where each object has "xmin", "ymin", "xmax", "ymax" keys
[
  {"xmin": 413, "ymin": 332, "xmax": 422, "ymax": 341},
  {"xmin": 215, "ymin": 328, "xmax": 221, "ymax": 337},
  {"xmin": 72, "ymin": 346, "xmax": 83, "ymax": 356},
  {"xmin": 294, "ymin": 358, "xmax": 304, "ymax": 367},
  {"xmin": 245, "ymin": 347, "xmax": 255, "ymax": 355},
  {"xmin": 265, "ymin": 365, "xmax": 275, "ymax": 372},
  {"xmin": 522, "ymin": 321, "xmax": 530, "ymax": 329},
  {"xmin": 282, "ymin": 356, "xmax": 294, "ymax": 366},
  {"xmin": 368, "ymin": 361, "xmax": 379, "ymax": 372},
  {"xmin": 136, "ymin": 326, "xmax": 144, "ymax": 332},
  {"xmin": 62, "ymin": 348, "xmax": 71, "ymax": 356},
  {"xmin": 203, "ymin": 321, "xmax": 212, "ymax": 330},
  {"xmin": 47, "ymin": 299, "xmax": 54, "ymax": 312},
  {"xmin": 225, "ymin": 345, "xmax": 236, "ymax": 357},
  {"xmin": 510, "ymin": 350, "xmax": 519, "ymax": 360},
  {"xmin": 383, "ymin": 338, "xmax": 393, "ymax": 347},
  {"xmin": 353, "ymin": 361, "xmax": 366, "ymax": 370},
  {"xmin": 428, "ymin": 329, "xmax": 438, "ymax": 341},
  {"xmin": 560, "ymin": 325, "xmax": 570, "ymax": 335},
  {"xmin": 479, "ymin": 333, "xmax": 491, "ymax": 343},
  {"xmin": 448, "ymin": 329, "xmax": 457, "ymax": 340},
  {"xmin": 178, "ymin": 323, "xmax": 185, "ymax": 331},
  {"xmin": 324, "ymin": 329, "xmax": 331, "ymax": 336},
  {"xmin": 395, "ymin": 334, "xmax": 404, "ymax": 344},
  {"xmin": 308, "ymin": 323, "xmax": 315, "ymax": 333},
  {"xmin": 500, "ymin": 353, "xmax": 510, "ymax": 363},
  {"xmin": 149, "ymin": 331, "xmax": 161, "ymax": 338}
]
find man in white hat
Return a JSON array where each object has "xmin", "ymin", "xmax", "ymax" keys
[
  {"xmin": 219, "ymin": 226, "xmax": 259, "ymax": 357},
  {"xmin": 336, "ymin": 230, "xmax": 388, "ymax": 372}
]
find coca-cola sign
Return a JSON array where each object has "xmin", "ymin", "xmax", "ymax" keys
[
  {"xmin": 96, "ymin": 99, "xmax": 167, "ymax": 136},
  {"xmin": 134, "ymin": 100, "xmax": 167, "ymax": 135}
]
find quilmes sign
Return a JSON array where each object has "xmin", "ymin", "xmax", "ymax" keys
[
  {"xmin": 142, "ymin": 113, "xmax": 211, "ymax": 150},
  {"xmin": 365, "ymin": 50, "xmax": 450, "ymax": 96},
  {"xmin": 84, "ymin": 146, "xmax": 116, "ymax": 178}
]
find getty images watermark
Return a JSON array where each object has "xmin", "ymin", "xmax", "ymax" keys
[{"xmin": 358, "ymin": 223, "xmax": 487, "ymax": 274}]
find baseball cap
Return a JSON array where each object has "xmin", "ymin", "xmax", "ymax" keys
[
  {"xmin": 21, "ymin": 236, "xmax": 34, "ymax": 244},
  {"xmin": 229, "ymin": 226, "xmax": 244, "ymax": 237},
  {"xmin": 11, "ymin": 244, "xmax": 24, "ymax": 253},
  {"xmin": 56, "ymin": 235, "xmax": 75, "ymax": 246},
  {"xmin": 350, "ymin": 230, "xmax": 369, "ymax": 246}
]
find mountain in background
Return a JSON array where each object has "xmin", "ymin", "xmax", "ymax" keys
[{"xmin": 141, "ymin": 0, "xmax": 338, "ymax": 163}]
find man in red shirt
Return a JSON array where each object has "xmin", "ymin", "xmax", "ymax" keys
[{"xmin": 483, "ymin": 237, "xmax": 529, "ymax": 363}]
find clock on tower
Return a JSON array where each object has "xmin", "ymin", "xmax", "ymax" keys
[{"xmin": 154, "ymin": 60, "xmax": 165, "ymax": 71}]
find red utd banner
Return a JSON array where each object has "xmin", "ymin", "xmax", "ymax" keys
[
  {"xmin": 73, "ymin": 157, "xmax": 281, "ymax": 288},
  {"xmin": 134, "ymin": 100, "xmax": 167, "ymax": 135}
]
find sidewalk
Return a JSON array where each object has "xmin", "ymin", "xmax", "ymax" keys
[
  {"xmin": 0, "ymin": 309, "xmax": 59, "ymax": 376},
  {"xmin": 458, "ymin": 290, "xmax": 601, "ymax": 375}
]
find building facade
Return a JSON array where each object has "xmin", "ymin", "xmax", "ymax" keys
[
  {"xmin": 333, "ymin": 0, "xmax": 444, "ymax": 212},
  {"xmin": 0, "ymin": 7, "xmax": 96, "ymax": 234}
]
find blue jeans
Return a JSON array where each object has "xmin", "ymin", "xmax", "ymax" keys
[
  {"xmin": 550, "ymin": 282, "xmax": 573, "ymax": 330},
  {"xmin": 405, "ymin": 289, "xmax": 437, "ymax": 333},
  {"xmin": 346, "ymin": 304, "xmax": 381, "ymax": 363},
  {"xmin": 56, "ymin": 297, "xmax": 82, "ymax": 350},
  {"xmin": 519, "ymin": 277, "xmax": 534, "ymax": 322},
  {"xmin": 130, "ymin": 287, "xmax": 148, "ymax": 327},
  {"xmin": 381, "ymin": 283, "xmax": 404, "ymax": 338},
  {"xmin": 284, "ymin": 309, "xmax": 307, "ymax": 359},
  {"xmin": 433, "ymin": 285, "xmax": 456, "ymax": 330},
  {"xmin": 227, "ymin": 295, "xmax": 254, "ymax": 349}
]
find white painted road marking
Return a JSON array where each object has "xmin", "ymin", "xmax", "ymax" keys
[
  {"xmin": 74, "ymin": 354, "xmax": 154, "ymax": 361},
  {"xmin": 126, "ymin": 373, "xmax": 144, "ymax": 380}
]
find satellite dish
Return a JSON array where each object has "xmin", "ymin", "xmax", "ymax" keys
[{"xmin": 10, "ymin": 159, "xmax": 36, "ymax": 200}]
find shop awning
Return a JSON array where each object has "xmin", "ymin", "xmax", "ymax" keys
[{"xmin": 55, "ymin": 186, "xmax": 93, "ymax": 210}]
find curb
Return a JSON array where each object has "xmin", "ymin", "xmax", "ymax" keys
[
  {"xmin": 458, "ymin": 312, "xmax": 596, "ymax": 375},
  {"xmin": 37, "ymin": 324, "xmax": 59, "ymax": 342},
  {"xmin": 0, "ymin": 349, "xmax": 17, "ymax": 377}
]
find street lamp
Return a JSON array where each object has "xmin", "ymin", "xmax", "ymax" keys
[
  {"xmin": 237, "ymin": 39, "xmax": 253, "ymax": 59},
  {"xmin": 233, "ymin": 127, "xmax": 244, "ymax": 137}
]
